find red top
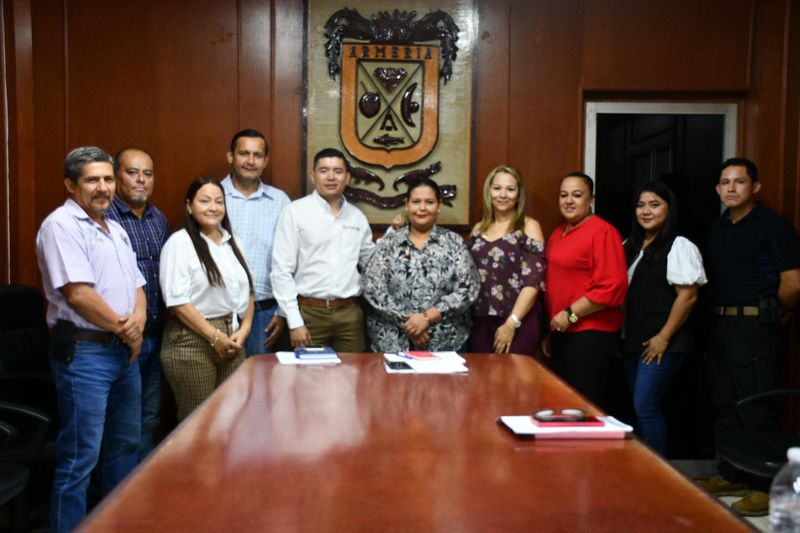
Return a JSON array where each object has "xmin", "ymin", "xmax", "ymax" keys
[{"xmin": 544, "ymin": 215, "xmax": 627, "ymax": 332}]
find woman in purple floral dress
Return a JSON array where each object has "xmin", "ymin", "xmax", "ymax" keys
[{"xmin": 468, "ymin": 165, "xmax": 546, "ymax": 355}]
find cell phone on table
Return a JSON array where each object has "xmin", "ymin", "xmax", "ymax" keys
[{"xmin": 387, "ymin": 361, "xmax": 412, "ymax": 370}]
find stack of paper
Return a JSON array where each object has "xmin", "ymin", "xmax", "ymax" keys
[
  {"xmin": 498, "ymin": 415, "xmax": 633, "ymax": 439},
  {"xmin": 275, "ymin": 350, "xmax": 341, "ymax": 365},
  {"xmin": 384, "ymin": 352, "xmax": 468, "ymax": 374}
]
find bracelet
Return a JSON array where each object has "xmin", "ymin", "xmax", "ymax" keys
[
  {"xmin": 653, "ymin": 335, "xmax": 669, "ymax": 346},
  {"xmin": 210, "ymin": 329, "xmax": 220, "ymax": 348}
]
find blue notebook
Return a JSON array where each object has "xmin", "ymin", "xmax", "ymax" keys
[{"xmin": 294, "ymin": 346, "xmax": 338, "ymax": 359}]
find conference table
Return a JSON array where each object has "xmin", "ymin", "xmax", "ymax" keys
[{"xmin": 78, "ymin": 354, "xmax": 749, "ymax": 532}]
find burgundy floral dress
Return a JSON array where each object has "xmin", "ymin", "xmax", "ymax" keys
[{"xmin": 467, "ymin": 230, "xmax": 546, "ymax": 355}]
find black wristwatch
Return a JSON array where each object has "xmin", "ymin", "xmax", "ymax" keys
[{"xmin": 565, "ymin": 307, "xmax": 579, "ymax": 324}]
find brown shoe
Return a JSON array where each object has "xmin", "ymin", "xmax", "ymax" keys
[
  {"xmin": 696, "ymin": 475, "xmax": 750, "ymax": 496},
  {"xmin": 730, "ymin": 490, "xmax": 769, "ymax": 517}
]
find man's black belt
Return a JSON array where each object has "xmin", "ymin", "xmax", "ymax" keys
[
  {"xmin": 254, "ymin": 298, "xmax": 277, "ymax": 311},
  {"xmin": 73, "ymin": 328, "xmax": 125, "ymax": 345},
  {"xmin": 713, "ymin": 305, "xmax": 759, "ymax": 317}
]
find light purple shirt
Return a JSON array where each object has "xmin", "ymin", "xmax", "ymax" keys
[{"xmin": 36, "ymin": 199, "xmax": 146, "ymax": 329}]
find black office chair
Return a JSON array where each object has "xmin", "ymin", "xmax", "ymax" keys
[
  {"xmin": 717, "ymin": 389, "xmax": 800, "ymax": 479},
  {"xmin": 0, "ymin": 403, "xmax": 51, "ymax": 465},
  {"xmin": 0, "ymin": 419, "xmax": 31, "ymax": 516},
  {"xmin": 0, "ymin": 285, "xmax": 50, "ymax": 373},
  {"xmin": 0, "ymin": 285, "xmax": 58, "ymax": 461},
  {"xmin": 0, "ymin": 401, "xmax": 50, "ymax": 531}
]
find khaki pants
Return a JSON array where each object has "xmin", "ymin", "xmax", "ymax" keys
[
  {"xmin": 160, "ymin": 316, "xmax": 244, "ymax": 421},
  {"xmin": 300, "ymin": 303, "xmax": 365, "ymax": 352}
]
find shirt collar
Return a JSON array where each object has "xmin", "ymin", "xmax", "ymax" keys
[
  {"xmin": 65, "ymin": 198, "xmax": 108, "ymax": 226},
  {"xmin": 400, "ymin": 225, "xmax": 441, "ymax": 247},
  {"xmin": 311, "ymin": 190, "xmax": 346, "ymax": 213},
  {"xmin": 222, "ymin": 174, "xmax": 273, "ymax": 200},
  {"xmin": 200, "ymin": 226, "xmax": 232, "ymax": 246},
  {"xmin": 721, "ymin": 202, "xmax": 762, "ymax": 225},
  {"xmin": 111, "ymin": 195, "xmax": 153, "ymax": 218}
]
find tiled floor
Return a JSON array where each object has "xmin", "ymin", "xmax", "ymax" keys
[{"xmin": 670, "ymin": 459, "xmax": 769, "ymax": 532}]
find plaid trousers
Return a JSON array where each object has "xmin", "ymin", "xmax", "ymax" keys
[{"xmin": 160, "ymin": 315, "xmax": 244, "ymax": 421}]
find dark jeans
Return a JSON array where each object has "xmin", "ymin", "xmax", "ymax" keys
[
  {"xmin": 137, "ymin": 334, "xmax": 162, "ymax": 460},
  {"xmin": 550, "ymin": 330, "xmax": 619, "ymax": 410},
  {"xmin": 623, "ymin": 351, "xmax": 686, "ymax": 456}
]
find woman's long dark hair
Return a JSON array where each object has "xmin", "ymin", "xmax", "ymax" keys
[
  {"xmin": 624, "ymin": 180, "xmax": 679, "ymax": 262},
  {"xmin": 183, "ymin": 177, "xmax": 253, "ymax": 290}
]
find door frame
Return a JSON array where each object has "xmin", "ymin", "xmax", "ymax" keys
[{"xmin": 584, "ymin": 102, "xmax": 738, "ymax": 179}]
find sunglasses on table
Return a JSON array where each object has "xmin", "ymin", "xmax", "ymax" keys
[{"xmin": 532, "ymin": 408, "xmax": 587, "ymax": 423}]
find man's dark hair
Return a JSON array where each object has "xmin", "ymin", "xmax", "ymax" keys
[
  {"xmin": 721, "ymin": 157, "xmax": 758, "ymax": 182},
  {"xmin": 229, "ymin": 129, "xmax": 269, "ymax": 156},
  {"xmin": 113, "ymin": 147, "xmax": 154, "ymax": 175},
  {"xmin": 313, "ymin": 148, "xmax": 349, "ymax": 171},
  {"xmin": 64, "ymin": 146, "xmax": 113, "ymax": 183},
  {"xmin": 561, "ymin": 171, "xmax": 594, "ymax": 195}
]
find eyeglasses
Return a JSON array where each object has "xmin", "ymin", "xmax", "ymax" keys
[{"xmin": 532, "ymin": 408, "xmax": 586, "ymax": 423}]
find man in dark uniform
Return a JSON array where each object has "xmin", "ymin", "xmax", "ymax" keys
[{"xmin": 701, "ymin": 157, "xmax": 800, "ymax": 515}]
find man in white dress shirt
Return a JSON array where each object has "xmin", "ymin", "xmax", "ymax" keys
[{"xmin": 271, "ymin": 148, "xmax": 375, "ymax": 351}]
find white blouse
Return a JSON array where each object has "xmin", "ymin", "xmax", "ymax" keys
[
  {"xmin": 160, "ymin": 228, "xmax": 251, "ymax": 329},
  {"xmin": 627, "ymin": 236, "xmax": 708, "ymax": 286}
]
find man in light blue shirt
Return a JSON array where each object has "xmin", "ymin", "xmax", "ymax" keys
[{"xmin": 221, "ymin": 129, "xmax": 290, "ymax": 355}]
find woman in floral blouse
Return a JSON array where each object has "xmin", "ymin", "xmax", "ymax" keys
[
  {"xmin": 467, "ymin": 165, "xmax": 546, "ymax": 355},
  {"xmin": 363, "ymin": 178, "xmax": 480, "ymax": 352}
]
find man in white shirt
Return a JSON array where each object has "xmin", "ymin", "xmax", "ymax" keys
[
  {"xmin": 271, "ymin": 148, "xmax": 375, "ymax": 351},
  {"xmin": 221, "ymin": 129, "xmax": 290, "ymax": 355}
]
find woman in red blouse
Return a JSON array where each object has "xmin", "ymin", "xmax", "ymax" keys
[{"xmin": 543, "ymin": 172, "xmax": 627, "ymax": 408}]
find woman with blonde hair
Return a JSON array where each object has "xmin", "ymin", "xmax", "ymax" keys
[{"xmin": 467, "ymin": 165, "xmax": 546, "ymax": 354}]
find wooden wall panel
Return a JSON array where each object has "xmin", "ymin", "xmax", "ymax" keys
[
  {"xmin": 238, "ymin": 0, "xmax": 272, "ymax": 136},
  {"xmin": 1, "ymin": 3, "xmax": 9, "ymax": 283},
  {"xmin": 790, "ymin": 0, "xmax": 800, "ymax": 225},
  {"xmin": 5, "ymin": 0, "xmax": 36, "ymax": 285},
  {"xmin": 582, "ymin": 0, "xmax": 753, "ymax": 92},
  {"xmin": 31, "ymin": 0, "xmax": 66, "ymax": 238},
  {"xmin": 472, "ymin": 0, "xmax": 510, "ymax": 222},
  {"xmin": 65, "ymin": 1, "xmax": 240, "ymax": 229},
  {"xmin": 270, "ymin": 0, "xmax": 304, "ymax": 199},
  {"xmin": 743, "ymin": 0, "xmax": 795, "ymax": 213},
  {"xmin": 507, "ymin": 0, "xmax": 585, "ymax": 234}
]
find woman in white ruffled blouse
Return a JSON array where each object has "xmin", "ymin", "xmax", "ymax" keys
[{"xmin": 622, "ymin": 180, "xmax": 707, "ymax": 455}]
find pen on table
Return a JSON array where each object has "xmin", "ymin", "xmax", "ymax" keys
[{"xmin": 397, "ymin": 353, "xmax": 413, "ymax": 360}]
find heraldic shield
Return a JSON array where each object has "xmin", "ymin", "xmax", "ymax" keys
[{"xmin": 340, "ymin": 43, "xmax": 440, "ymax": 169}]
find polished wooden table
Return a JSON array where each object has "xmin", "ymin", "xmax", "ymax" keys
[{"xmin": 78, "ymin": 354, "xmax": 749, "ymax": 532}]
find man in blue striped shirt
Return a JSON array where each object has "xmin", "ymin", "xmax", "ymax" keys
[
  {"xmin": 106, "ymin": 147, "xmax": 169, "ymax": 460},
  {"xmin": 222, "ymin": 129, "xmax": 291, "ymax": 356}
]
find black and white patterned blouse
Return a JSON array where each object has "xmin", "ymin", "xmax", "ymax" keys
[{"xmin": 362, "ymin": 225, "xmax": 480, "ymax": 352}]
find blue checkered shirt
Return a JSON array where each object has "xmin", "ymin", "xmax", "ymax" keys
[
  {"xmin": 221, "ymin": 176, "xmax": 290, "ymax": 302},
  {"xmin": 106, "ymin": 196, "xmax": 169, "ymax": 331}
]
